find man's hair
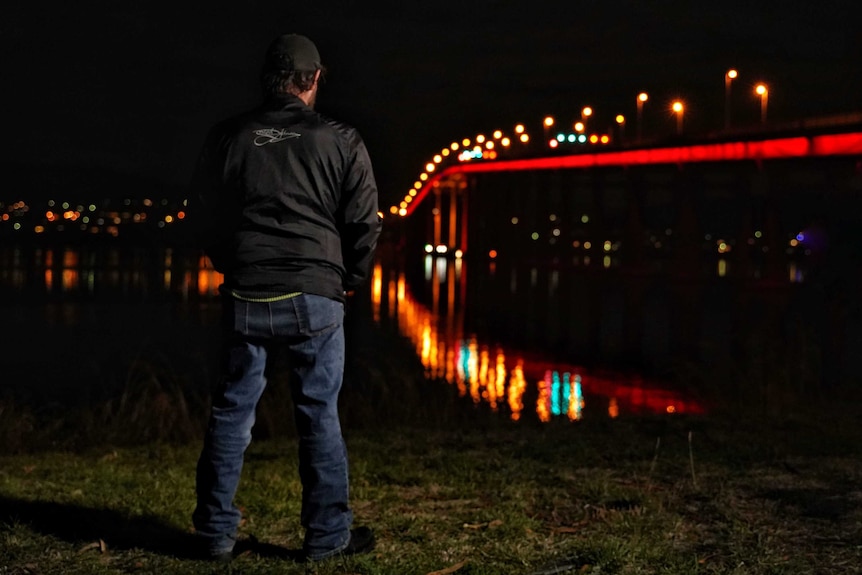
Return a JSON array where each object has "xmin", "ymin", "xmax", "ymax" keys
[{"xmin": 262, "ymin": 68, "xmax": 324, "ymax": 97}]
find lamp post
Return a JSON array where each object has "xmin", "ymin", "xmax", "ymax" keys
[
  {"xmin": 615, "ymin": 114, "xmax": 625, "ymax": 145},
  {"xmin": 672, "ymin": 100, "xmax": 684, "ymax": 135},
  {"xmin": 724, "ymin": 69, "xmax": 737, "ymax": 130},
  {"xmin": 755, "ymin": 83, "xmax": 768, "ymax": 124},
  {"xmin": 581, "ymin": 106, "xmax": 592, "ymax": 134},
  {"xmin": 636, "ymin": 92, "xmax": 648, "ymax": 142},
  {"xmin": 543, "ymin": 116, "xmax": 554, "ymax": 147}
]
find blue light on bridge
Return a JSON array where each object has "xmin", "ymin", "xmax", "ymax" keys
[
  {"xmin": 458, "ymin": 149, "xmax": 485, "ymax": 161},
  {"xmin": 554, "ymin": 133, "xmax": 591, "ymax": 145}
]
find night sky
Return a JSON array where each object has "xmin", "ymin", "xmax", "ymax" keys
[{"xmin": 5, "ymin": 1, "xmax": 859, "ymax": 207}]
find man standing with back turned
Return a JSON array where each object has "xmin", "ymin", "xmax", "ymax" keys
[{"xmin": 189, "ymin": 33, "xmax": 381, "ymax": 563}]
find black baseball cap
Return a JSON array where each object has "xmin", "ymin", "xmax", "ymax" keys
[{"xmin": 263, "ymin": 34, "xmax": 322, "ymax": 73}]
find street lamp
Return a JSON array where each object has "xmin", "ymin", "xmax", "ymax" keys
[
  {"xmin": 725, "ymin": 69, "xmax": 737, "ymax": 130},
  {"xmin": 755, "ymin": 83, "xmax": 768, "ymax": 124},
  {"xmin": 615, "ymin": 114, "xmax": 625, "ymax": 145},
  {"xmin": 671, "ymin": 100, "xmax": 684, "ymax": 135},
  {"xmin": 581, "ymin": 106, "xmax": 592, "ymax": 132},
  {"xmin": 543, "ymin": 116, "xmax": 554, "ymax": 146},
  {"xmin": 636, "ymin": 92, "xmax": 648, "ymax": 142}
]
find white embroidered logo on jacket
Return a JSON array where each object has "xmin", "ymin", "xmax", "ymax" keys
[{"xmin": 253, "ymin": 128, "xmax": 301, "ymax": 146}]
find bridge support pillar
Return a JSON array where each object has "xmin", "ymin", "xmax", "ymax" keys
[{"xmin": 431, "ymin": 175, "xmax": 469, "ymax": 256}]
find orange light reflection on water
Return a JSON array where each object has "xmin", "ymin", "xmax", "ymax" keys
[
  {"xmin": 508, "ymin": 362, "xmax": 526, "ymax": 420},
  {"xmin": 62, "ymin": 269, "xmax": 79, "ymax": 292},
  {"xmin": 371, "ymin": 264, "xmax": 383, "ymax": 322},
  {"xmin": 197, "ymin": 255, "xmax": 223, "ymax": 297}
]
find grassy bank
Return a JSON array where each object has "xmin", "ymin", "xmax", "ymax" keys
[{"xmin": 2, "ymin": 411, "xmax": 861, "ymax": 574}]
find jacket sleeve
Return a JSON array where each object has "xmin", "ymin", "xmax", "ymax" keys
[
  {"xmin": 187, "ymin": 127, "xmax": 234, "ymax": 273},
  {"xmin": 338, "ymin": 131, "xmax": 382, "ymax": 290}
]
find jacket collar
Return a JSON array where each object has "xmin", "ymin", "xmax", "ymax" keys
[{"xmin": 262, "ymin": 93, "xmax": 310, "ymax": 112}]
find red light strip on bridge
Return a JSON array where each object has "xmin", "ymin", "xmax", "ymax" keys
[{"xmin": 404, "ymin": 131, "xmax": 862, "ymax": 216}]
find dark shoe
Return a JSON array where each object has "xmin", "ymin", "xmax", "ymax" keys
[
  {"xmin": 200, "ymin": 536, "xmax": 256, "ymax": 563},
  {"xmin": 342, "ymin": 526, "xmax": 375, "ymax": 557},
  {"xmin": 208, "ymin": 549, "xmax": 234, "ymax": 563},
  {"xmin": 306, "ymin": 527, "xmax": 375, "ymax": 562}
]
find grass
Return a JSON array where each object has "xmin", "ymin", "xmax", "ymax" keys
[{"xmin": 2, "ymin": 411, "xmax": 862, "ymax": 574}]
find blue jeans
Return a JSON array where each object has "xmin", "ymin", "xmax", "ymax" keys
[{"xmin": 193, "ymin": 293, "xmax": 353, "ymax": 560}]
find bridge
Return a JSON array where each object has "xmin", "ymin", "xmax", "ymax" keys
[{"xmin": 387, "ymin": 114, "xmax": 862, "ymax": 265}]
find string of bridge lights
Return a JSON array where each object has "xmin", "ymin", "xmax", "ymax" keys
[
  {"xmin": 390, "ymin": 70, "xmax": 770, "ymax": 217},
  {"xmin": 388, "ymin": 124, "xmax": 532, "ymax": 217},
  {"xmin": 386, "ymin": 119, "xmax": 616, "ymax": 217}
]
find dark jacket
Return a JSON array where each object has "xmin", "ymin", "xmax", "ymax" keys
[{"xmin": 189, "ymin": 94, "xmax": 382, "ymax": 302}]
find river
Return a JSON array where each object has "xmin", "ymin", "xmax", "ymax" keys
[{"xmin": 1, "ymin": 239, "xmax": 858, "ymax": 424}]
